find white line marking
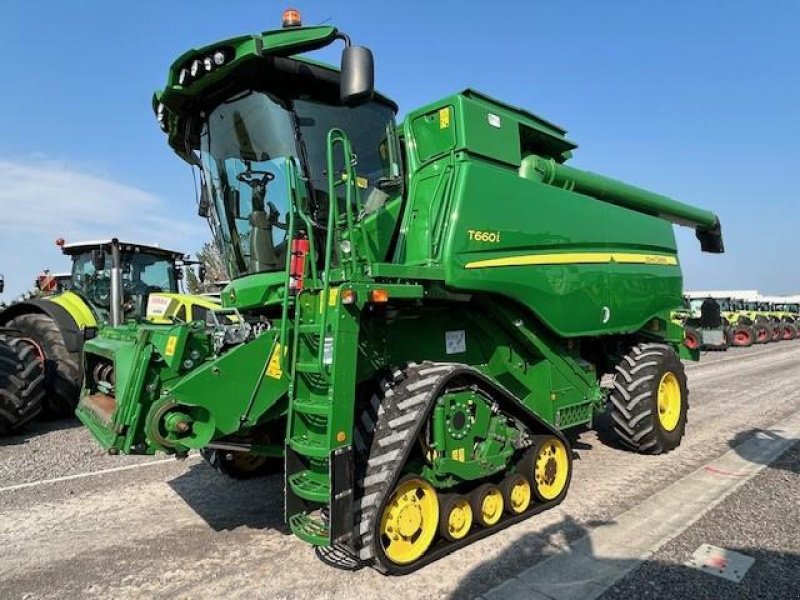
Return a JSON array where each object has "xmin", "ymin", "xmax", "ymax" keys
[
  {"xmin": 0, "ymin": 455, "xmax": 200, "ymax": 494},
  {"xmin": 483, "ymin": 409, "xmax": 800, "ymax": 600}
]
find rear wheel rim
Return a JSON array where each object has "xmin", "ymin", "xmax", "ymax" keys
[{"xmin": 657, "ymin": 372, "xmax": 682, "ymax": 432}]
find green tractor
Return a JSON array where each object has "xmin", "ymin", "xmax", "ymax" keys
[
  {"xmin": 76, "ymin": 13, "xmax": 723, "ymax": 572},
  {"xmin": 0, "ymin": 239, "xmax": 215, "ymax": 417}
]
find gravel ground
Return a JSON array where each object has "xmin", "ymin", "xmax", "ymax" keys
[
  {"xmin": 601, "ymin": 443, "xmax": 800, "ymax": 600},
  {"xmin": 0, "ymin": 340, "xmax": 799, "ymax": 599}
]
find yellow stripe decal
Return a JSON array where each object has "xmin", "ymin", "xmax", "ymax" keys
[{"xmin": 464, "ymin": 252, "xmax": 677, "ymax": 269}]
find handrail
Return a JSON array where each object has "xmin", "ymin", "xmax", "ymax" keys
[{"xmin": 314, "ymin": 129, "xmax": 361, "ymax": 375}]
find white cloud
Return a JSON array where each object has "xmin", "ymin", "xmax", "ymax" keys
[{"xmin": 0, "ymin": 159, "xmax": 208, "ymax": 299}]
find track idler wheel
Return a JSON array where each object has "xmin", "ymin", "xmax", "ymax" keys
[
  {"xmin": 522, "ymin": 435, "xmax": 571, "ymax": 502},
  {"xmin": 438, "ymin": 494, "xmax": 473, "ymax": 542},
  {"xmin": 378, "ymin": 476, "xmax": 439, "ymax": 565},
  {"xmin": 471, "ymin": 483, "xmax": 504, "ymax": 527},
  {"xmin": 501, "ymin": 472, "xmax": 532, "ymax": 515}
]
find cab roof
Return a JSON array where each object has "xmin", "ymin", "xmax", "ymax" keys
[{"xmin": 60, "ymin": 240, "xmax": 185, "ymax": 260}]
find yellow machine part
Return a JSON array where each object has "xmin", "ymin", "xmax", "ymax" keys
[
  {"xmin": 48, "ymin": 291, "xmax": 97, "ymax": 329},
  {"xmin": 146, "ymin": 293, "xmax": 225, "ymax": 324}
]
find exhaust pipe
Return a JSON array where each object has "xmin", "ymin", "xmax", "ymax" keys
[{"xmin": 110, "ymin": 238, "xmax": 123, "ymax": 327}]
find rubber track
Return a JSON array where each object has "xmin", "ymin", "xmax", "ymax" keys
[
  {"xmin": 352, "ymin": 361, "xmax": 568, "ymax": 574},
  {"xmin": 9, "ymin": 313, "xmax": 80, "ymax": 418},
  {"xmin": 0, "ymin": 336, "xmax": 45, "ymax": 434},
  {"xmin": 609, "ymin": 343, "xmax": 687, "ymax": 454}
]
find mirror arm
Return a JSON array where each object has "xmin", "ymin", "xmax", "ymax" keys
[{"xmin": 334, "ymin": 32, "xmax": 352, "ymax": 47}]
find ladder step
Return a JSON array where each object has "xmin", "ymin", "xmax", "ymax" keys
[
  {"xmin": 296, "ymin": 323, "xmax": 321, "ymax": 334},
  {"xmin": 295, "ymin": 361, "xmax": 324, "ymax": 374},
  {"xmin": 288, "ymin": 435, "xmax": 329, "ymax": 458},
  {"xmin": 293, "ymin": 396, "xmax": 331, "ymax": 416},
  {"xmin": 289, "ymin": 513, "xmax": 330, "ymax": 546},
  {"xmin": 288, "ymin": 469, "xmax": 330, "ymax": 503}
]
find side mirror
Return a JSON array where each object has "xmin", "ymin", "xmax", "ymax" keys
[
  {"xmin": 198, "ymin": 186, "xmax": 211, "ymax": 218},
  {"xmin": 340, "ymin": 45, "xmax": 374, "ymax": 106},
  {"xmin": 198, "ymin": 265, "xmax": 206, "ymax": 283},
  {"xmin": 91, "ymin": 249, "xmax": 106, "ymax": 271}
]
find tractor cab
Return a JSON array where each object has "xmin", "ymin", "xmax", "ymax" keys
[{"xmin": 59, "ymin": 239, "xmax": 184, "ymax": 324}]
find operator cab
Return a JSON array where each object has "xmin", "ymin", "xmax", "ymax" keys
[
  {"xmin": 60, "ymin": 239, "xmax": 184, "ymax": 318},
  {"xmin": 157, "ymin": 20, "xmax": 403, "ymax": 282}
]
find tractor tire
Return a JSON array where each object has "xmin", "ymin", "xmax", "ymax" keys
[
  {"xmin": 0, "ymin": 336, "xmax": 45, "ymax": 435},
  {"xmin": 609, "ymin": 343, "xmax": 688, "ymax": 454},
  {"xmin": 683, "ymin": 326, "xmax": 700, "ymax": 351},
  {"xmin": 769, "ymin": 323, "xmax": 782, "ymax": 343},
  {"xmin": 781, "ymin": 322, "xmax": 796, "ymax": 341},
  {"xmin": 753, "ymin": 322, "xmax": 770, "ymax": 344},
  {"xmin": 7, "ymin": 313, "xmax": 81, "ymax": 418},
  {"xmin": 730, "ymin": 325, "xmax": 755, "ymax": 347},
  {"xmin": 200, "ymin": 448, "xmax": 282, "ymax": 479}
]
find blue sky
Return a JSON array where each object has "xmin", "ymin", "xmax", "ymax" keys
[{"xmin": 2, "ymin": 1, "xmax": 798, "ymax": 298}]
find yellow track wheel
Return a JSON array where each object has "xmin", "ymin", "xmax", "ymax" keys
[
  {"xmin": 501, "ymin": 473, "xmax": 532, "ymax": 515},
  {"xmin": 379, "ymin": 477, "xmax": 439, "ymax": 565},
  {"xmin": 471, "ymin": 484, "xmax": 504, "ymax": 527},
  {"xmin": 529, "ymin": 436, "xmax": 570, "ymax": 502},
  {"xmin": 439, "ymin": 494, "xmax": 473, "ymax": 541},
  {"xmin": 656, "ymin": 371, "xmax": 682, "ymax": 432}
]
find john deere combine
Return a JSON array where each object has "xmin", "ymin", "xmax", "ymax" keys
[
  {"xmin": 0, "ymin": 239, "xmax": 213, "ymax": 417},
  {"xmin": 76, "ymin": 13, "xmax": 723, "ymax": 573}
]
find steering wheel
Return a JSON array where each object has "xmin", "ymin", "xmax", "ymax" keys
[
  {"xmin": 236, "ymin": 169, "xmax": 275, "ymax": 187},
  {"xmin": 88, "ymin": 276, "xmax": 111, "ymax": 306}
]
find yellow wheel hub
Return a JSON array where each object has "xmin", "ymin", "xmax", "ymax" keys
[
  {"xmin": 379, "ymin": 478, "xmax": 439, "ymax": 565},
  {"xmin": 534, "ymin": 438, "xmax": 569, "ymax": 501},
  {"xmin": 481, "ymin": 489, "xmax": 503, "ymax": 525},
  {"xmin": 446, "ymin": 499, "xmax": 473, "ymax": 539},
  {"xmin": 509, "ymin": 479, "xmax": 531, "ymax": 514},
  {"xmin": 657, "ymin": 371, "xmax": 681, "ymax": 432}
]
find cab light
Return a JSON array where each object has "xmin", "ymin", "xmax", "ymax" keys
[
  {"xmin": 370, "ymin": 289, "xmax": 389, "ymax": 303},
  {"xmin": 282, "ymin": 8, "xmax": 302, "ymax": 28},
  {"xmin": 341, "ymin": 289, "xmax": 357, "ymax": 305}
]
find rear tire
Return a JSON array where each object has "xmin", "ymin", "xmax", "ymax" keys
[
  {"xmin": 781, "ymin": 322, "xmax": 796, "ymax": 341},
  {"xmin": 730, "ymin": 325, "xmax": 755, "ymax": 347},
  {"xmin": 609, "ymin": 343, "xmax": 688, "ymax": 454},
  {"xmin": 683, "ymin": 326, "xmax": 700, "ymax": 350},
  {"xmin": 200, "ymin": 448, "xmax": 282, "ymax": 479},
  {"xmin": 753, "ymin": 322, "xmax": 770, "ymax": 344},
  {"xmin": 8, "ymin": 313, "xmax": 81, "ymax": 418},
  {"xmin": 0, "ymin": 336, "xmax": 45, "ymax": 435}
]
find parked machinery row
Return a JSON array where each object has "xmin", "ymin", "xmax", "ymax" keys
[{"xmin": 676, "ymin": 291, "xmax": 800, "ymax": 351}]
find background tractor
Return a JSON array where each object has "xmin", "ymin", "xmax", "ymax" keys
[
  {"xmin": 76, "ymin": 12, "xmax": 723, "ymax": 573},
  {"xmin": 0, "ymin": 239, "xmax": 214, "ymax": 417}
]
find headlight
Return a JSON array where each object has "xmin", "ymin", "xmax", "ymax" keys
[
  {"xmin": 190, "ymin": 59, "xmax": 202, "ymax": 77},
  {"xmin": 203, "ymin": 56, "xmax": 213, "ymax": 72},
  {"xmin": 213, "ymin": 50, "xmax": 226, "ymax": 66},
  {"xmin": 178, "ymin": 68, "xmax": 189, "ymax": 85}
]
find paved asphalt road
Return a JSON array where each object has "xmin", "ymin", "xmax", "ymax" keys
[{"xmin": 1, "ymin": 341, "xmax": 799, "ymax": 599}]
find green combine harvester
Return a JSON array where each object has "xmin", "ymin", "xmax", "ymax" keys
[
  {"xmin": 76, "ymin": 12, "xmax": 723, "ymax": 573},
  {"xmin": 0, "ymin": 239, "xmax": 216, "ymax": 417}
]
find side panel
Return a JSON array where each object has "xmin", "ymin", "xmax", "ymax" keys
[{"xmin": 440, "ymin": 160, "xmax": 681, "ymax": 337}]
